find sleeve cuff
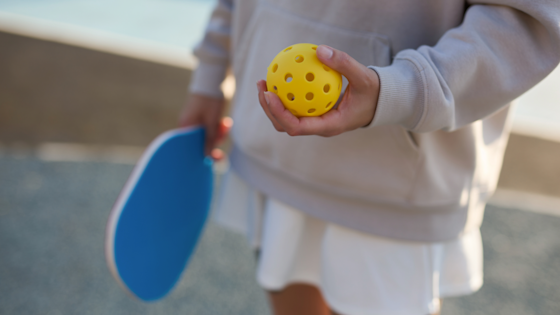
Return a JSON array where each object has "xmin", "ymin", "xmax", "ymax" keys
[
  {"xmin": 189, "ymin": 62, "xmax": 228, "ymax": 99},
  {"xmin": 367, "ymin": 57, "xmax": 425, "ymax": 130}
]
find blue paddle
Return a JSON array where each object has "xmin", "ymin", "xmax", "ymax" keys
[{"xmin": 105, "ymin": 127, "xmax": 213, "ymax": 301}]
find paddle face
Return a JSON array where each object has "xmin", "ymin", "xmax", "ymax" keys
[{"xmin": 105, "ymin": 127, "xmax": 213, "ymax": 301}]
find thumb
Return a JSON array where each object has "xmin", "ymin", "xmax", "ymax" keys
[{"xmin": 316, "ymin": 45, "xmax": 370, "ymax": 89}]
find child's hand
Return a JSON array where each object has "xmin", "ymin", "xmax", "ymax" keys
[
  {"xmin": 257, "ymin": 45, "xmax": 380, "ymax": 137},
  {"xmin": 179, "ymin": 94, "xmax": 232, "ymax": 160}
]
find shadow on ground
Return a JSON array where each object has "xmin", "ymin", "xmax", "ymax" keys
[{"xmin": 0, "ymin": 156, "xmax": 559, "ymax": 314}]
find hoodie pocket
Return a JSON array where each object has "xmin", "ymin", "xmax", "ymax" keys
[
  {"xmin": 233, "ymin": 3, "xmax": 392, "ymax": 80},
  {"xmin": 231, "ymin": 3, "xmax": 422, "ymax": 204}
]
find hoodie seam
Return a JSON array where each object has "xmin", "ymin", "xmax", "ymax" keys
[
  {"xmin": 393, "ymin": 56, "xmax": 429, "ymax": 131},
  {"xmin": 389, "ymin": 56, "xmax": 426, "ymax": 203}
]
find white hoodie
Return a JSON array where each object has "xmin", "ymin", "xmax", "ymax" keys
[{"xmin": 190, "ymin": 0, "xmax": 560, "ymax": 241}]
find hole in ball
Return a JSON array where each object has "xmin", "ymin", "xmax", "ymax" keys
[
  {"xmin": 306, "ymin": 92, "xmax": 314, "ymax": 101},
  {"xmin": 323, "ymin": 65, "xmax": 330, "ymax": 72},
  {"xmin": 323, "ymin": 84, "xmax": 330, "ymax": 93},
  {"xmin": 285, "ymin": 73, "xmax": 293, "ymax": 83},
  {"xmin": 306, "ymin": 73, "xmax": 315, "ymax": 82},
  {"xmin": 308, "ymin": 108, "xmax": 316, "ymax": 113},
  {"xmin": 272, "ymin": 64, "xmax": 278, "ymax": 73},
  {"xmin": 312, "ymin": 46, "xmax": 317, "ymax": 50},
  {"xmin": 295, "ymin": 55, "xmax": 304, "ymax": 63},
  {"xmin": 287, "ymin": 93, "xmax": 295, "ymax": 101},
  {"xmin": 284, "ymin": 47, "xmax": 292, "ymax": 52},
  {"xmin": 326, "ymin": 102, "xmax": 332, "ymax": 108}
]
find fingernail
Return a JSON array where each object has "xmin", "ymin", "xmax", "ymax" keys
[
  {"xmin": 264, "ymin": 92, "xmax": 270, "ymax": 105},
  {"xmin": 317, "ymin": 45, "xmax": 333, "ymax": 59}
]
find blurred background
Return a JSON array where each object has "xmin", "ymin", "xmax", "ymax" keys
[{"xmin": 0, "ymin": 0, "xmax": 559, "ymax": 314}]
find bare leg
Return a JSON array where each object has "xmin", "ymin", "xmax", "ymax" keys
[
  {"xmin": 268, "ymin": 283, "xmax": 332, "ymax": 315},
  {"xmin": 431, "ymin": 299, "xmax": 442, "ymax": 315},
  {"xmin": 268, "ymin": 284, "xmax": 441, "ymax": 315}
]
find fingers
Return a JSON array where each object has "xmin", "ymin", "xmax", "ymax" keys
[
  {"xmin": 266, "ymin": 90, "xmax": 345, "ymax": 137},
  {"xmin": 179, "ymin": 94, "xmax": 226, "ymax": 156},
  {"xmin": 316, "ymin": 45, "xmax": 373, "ymax": 90},
  {"xmin": 286, "ymin": 111, "xmax": 345, "ymax": 137},
  {"xmin": 299, "ymin": 111, "xmax": 346, "ymax": 137},
  {"xmin": 204, "ymin": 118, "xmax": 219, "ymax": 157},
  {"xmin": 211, "ymin": 148, "xmax": 225, "ymax": 161},
  {"xmin": 178, "ymin": 107, "xmax": 200, "ymax": 128},
  {"xmin": 257, "ymin": 80, "xmax": 285, "ymax": 132},
  {"xmin": 205, "ymin": 117, "xmax": 233, "ymax": 159},
  {"xmin": 203, "ymin": 118, "xmax": 233, "ymax": 160},
  {"xmin": 203, "ymin": 109, "xmax": 229, "ymax": 156},
  {"xmin": 264, "ymin": 90, "xmax": 304, "ymax": 135},
  {"xmin": 215, "ymin": 116, "xmax": 233, "ymax": 145},
  {"xmin": 257, "ymin": 79, "xmax": 347, "ymax": 137}
]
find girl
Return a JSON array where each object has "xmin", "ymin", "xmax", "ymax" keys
[{"xmin": 180, "ymin": 1, "xmax": 560, "ymax": 314}]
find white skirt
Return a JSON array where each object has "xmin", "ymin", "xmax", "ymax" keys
[{"xmin": 214, "ymin": 170, "xmax": 483, "ymax": 315}]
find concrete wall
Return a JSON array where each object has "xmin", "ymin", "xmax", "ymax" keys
[{"xmin": 0, "ymin": 31, "xmax": 190, "ymax": 146}]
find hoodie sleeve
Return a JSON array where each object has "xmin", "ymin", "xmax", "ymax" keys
[
  {"xmin": 188, "ymin": 0, "xmax": 233, "ymax": 99},
  {"xmin": 368, "ymin": 0, "xmax": 560, "ymax": 133}
]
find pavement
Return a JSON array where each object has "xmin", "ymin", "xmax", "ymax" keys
[
  {"xmin": 0, "ymin": 154, "xmax": 559, "ymax": 315},
  {"xmin": 0, "ymin": 155, "xmax": 269, "ymax": 315}
]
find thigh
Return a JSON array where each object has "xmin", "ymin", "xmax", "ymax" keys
[
  {"xmin": 268, "ymin": 285, "xmax": 439, "ymax": 315},
  {"xmin": 268, "ymin": 283, "xmax": 333, "ymax": 315}
]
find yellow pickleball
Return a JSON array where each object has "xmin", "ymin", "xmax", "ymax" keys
[{"xmin": 266, "ymin": 43, "xmax": 342, "ymax": 117}]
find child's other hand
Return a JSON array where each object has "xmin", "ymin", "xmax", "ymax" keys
[
  {"xmin": 179, "ymin": 94, "xmax": 232, "ymax": 160},
  {"xmin": 257, "ymin": 45, "xmax": 380, "ymax": 137}
]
